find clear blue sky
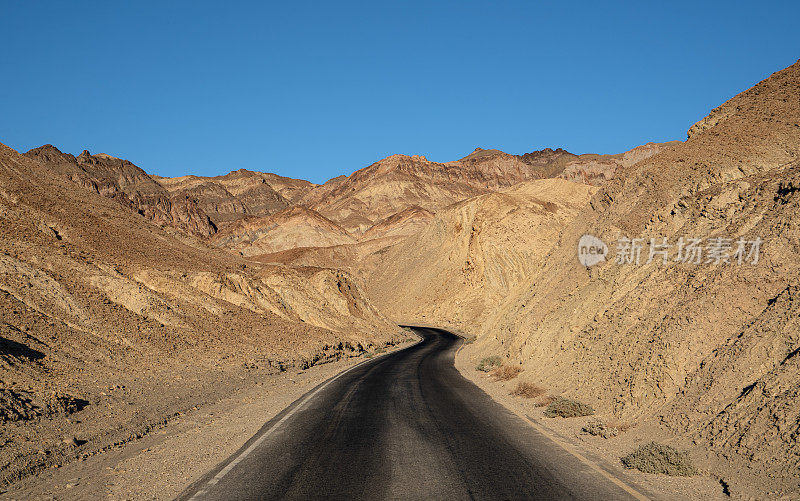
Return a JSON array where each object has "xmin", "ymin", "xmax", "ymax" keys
[{"xmin": 2, "ymin": 1, "xmax": 798, "ymax": 184}]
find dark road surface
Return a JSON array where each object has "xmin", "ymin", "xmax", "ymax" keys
[{"xmin": 181, "ymin": 327, "xmax": 648, "ymax": 500}]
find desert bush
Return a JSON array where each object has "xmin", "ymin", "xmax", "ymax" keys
[
  {"xmin": 543, "ymin": 397, "xmax": 595, "ymax": 418},
  {"xmin": 620, "ymin": 442, "xmax": 697, "ymax": 476},
  {"xmin": 510, "ymin": 382, "xmax": 547, "ymax": 398},
  {"xmin": 491, "ymin": 365, "xmax": 523, "ymax": 381},
  {"xmin": 476, "ymin": 355, "xmax": 502, "ymax": 372},
  {"xmin": 582, "ymin": 419, "xmax": 632, "ymax": 438},
  {"xmin": 582, "ymin": 419, "xmax": 619, "ymax": 438}
]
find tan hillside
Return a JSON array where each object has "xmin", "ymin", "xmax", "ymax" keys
[
  {"xmin": 144, "ymin": 144, "xmax": 666, "ymax": 259},
  {"xmin": 298, "ymin": 147, "xmax": 594, "ymax": 235},
  {"xmin": 366, "ymin": 179, "xmax": 597, "ymax": 329},
  {"xmin": 360, "ymin": 205, "xmax": 434, "ymax": 241},
  {"xmin": 0, "ymin": 142, "xmax": 402, "ymax": 485},
  {"xmin": 211, "ymin": 205, "xmax": 357, "ymax": 256},
  {"xmin": 252, "ymin": 143, "xmax": 670, "ymax": 289}
]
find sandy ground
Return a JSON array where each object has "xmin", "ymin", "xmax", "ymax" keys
[
  {"xmin": 1, "ymin": 340, "xmax": 414, "ymax": 501},
  {"xmin": 454, "ymin": 343, "xmax": 731, "ymax": 501}
]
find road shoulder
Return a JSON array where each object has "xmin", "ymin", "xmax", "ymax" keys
[{"xmin": 454, "ymin": 343, "xmax": 728, "ymax": 501}]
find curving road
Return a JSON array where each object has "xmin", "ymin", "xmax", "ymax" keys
[{"xmin": 181, "ymin": 327, "xmax": 648, "ymax": 500}]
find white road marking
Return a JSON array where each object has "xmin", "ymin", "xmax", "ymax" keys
[{"xmin": 188, "ymin": 339, "xmax": 418, "ymax": 500}]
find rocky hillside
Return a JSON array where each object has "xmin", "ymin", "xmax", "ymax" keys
[
  {"xmin": 449, "ymin": 146, "xmax": 577, "ymax": 180},
  {"xmin": 212, "ymin": 205, "xmax": 357, "ymax": 257},
  {"xmin": 23, "ymin": 138, "xmax": 672, "ymax": 262},
  {"xmin": 297, "ymin": 154, "xmax": 492, "ymax": 234},
  {"xmin": 154, "ymin": 169, "xmax": 316, "ymax": 228},
  {"xmin": 24, "ymin": 145, "xmax": 218, "ymax": 238},
  {"xmin": 0, "ymin": 142, "xmax": 403, "ymax": 485},
  {"xmin": 360, "ymin": 205, "xmax": 434, "ymax": 241},
  {"xmin": 557, "ymin": 141, "xmax": 681, "ymax": 185}
]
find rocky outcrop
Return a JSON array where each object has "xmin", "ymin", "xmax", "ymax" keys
[
  {"xmin": 464, "ymin": 60, "xmax": 800, "ymax": 488},
  {"xmin": 24, "ymin": 145, "xmax": 217, "ymax": 237},
  {"xmin": 454, "ymin": 146, "xmax": 579, "ymax": 180},
  {"xmin": 299, "ymin": 148, "xmax": 583, "ymax": 235}
]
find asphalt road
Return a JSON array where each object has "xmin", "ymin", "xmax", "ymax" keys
[{"xmin": 181, "ymin": 327, "xmax": 647, "ymax": 500}]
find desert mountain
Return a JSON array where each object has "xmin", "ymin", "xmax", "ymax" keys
[
  {"xmin": 299, "ymin": 148, "xmax": 584, "ymax": 235},
  {"xmin": 250, "ymin": 142, "xmax": 672, "ymax": 270},
  {"xmin": 26, "ymin": 140, "xmax": 671, "ymax": 261},
  {"xmin": 368, "ymin": 59, "xmax": 800, "ymax": 491},
  {"xmin": 449, "ymin": 146, "xmax": 578, "ymax": 179},
  {"xmin": 297, "ymin": 154, "xmax": 489, "ymax": 234},
  {"xmin": 154, "ymin": 168, "xmax": 316, "ymax": 228},
  {"xmin": 292, "ymin": 143, "xmax": 671, "ymax": 239},
  {"xmin": 0, "ymin": 142, "xmax": 403, "ymax": 484},
  {"xmin": 24, "ymin": 145, "xmax": 218, "ymax": 238},
  {"xmin": 447, "ymin": 142, "xmax": 680, "ymax": 187}
]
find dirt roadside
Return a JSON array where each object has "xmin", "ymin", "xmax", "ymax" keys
[
  {"xmin": 1, "ymin": 339, "xmax": 416, "ymax": 501},
  {"xmin": 454, "ymin": 343, "xmax": 730, "ymax": 501}
]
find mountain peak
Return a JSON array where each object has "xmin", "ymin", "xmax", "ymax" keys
[{"xmin": 24, "ymin": 144, "xmax": 76, "ymax": 164}]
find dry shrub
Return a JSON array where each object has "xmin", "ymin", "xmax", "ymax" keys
[
  {"xmin": 534, "ymin": 394, "xmax": 556, "ymax": 407},
  {"xmin": 476, "ymin": 355, "xmax": 502, "ymax": 372},
  {"xmin": 582, "ymin": 420, "xmax": 616, "ymax": 438},
  {"xmin": 543, "ymin": 397, "xmax": 595, "ymax": 418},
  {"xmin": 582, "ymin": 418, "xmax": 634, "ymax": 438},
  {"xmin": 510, "ymin": 381, "xmax": 547, "ymax": 398},
  {"xmin": 491, "ymin": 365, "xmax": 523, "ymax": 381},
  {"xmin": 621, "ymin": 442, "xmax": 697, "ymax": 476}
]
